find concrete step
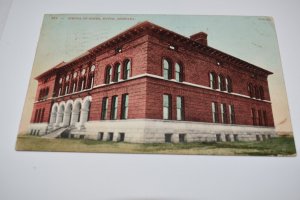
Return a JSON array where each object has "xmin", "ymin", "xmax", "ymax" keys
[{"xmin": 42, "ymin": 127, "xmax": 69, "ymax": 139}]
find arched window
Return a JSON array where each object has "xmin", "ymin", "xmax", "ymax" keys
[
  {"xmin": 209, "ymin": 72, "xmax": 216, "ymax": 89},
  {"xmin": 123, "ymin": 59, "xmax": 131, "ymax": 80},
  {"xmin": 248, "ymin": 83, "xmax": 253, "ymax": 98},
  {"xmin": 105, "ymin": 65, "xmax": 112, "ymax": 84},
  {"xmin": 163, "ymin": 58, "xmax": 172, "ymax": 80},
  {"xmin": 254, "ymin": 85, "xmax": 259, "ymax": 99},
  {"xmin": 114, "ymin": 63, "xmax": 121, "ymax": 82},
  {"xmin": 259, "ymin": 86, "xmax": 264, "ymax": 100},
  {"xmin": 175, "ymin": 63, "xmax": 183, "ymax": 82},
  {"xmin": 88, "ymin": 65, "xmax": 95, "ymax": 88},
  {"xmin": 225, "ymin": 77, "xmax": 232, "ymax": 93},
  {"xmin": 218, "ymin": 74, "xmax": 225, "ymax": 91}
]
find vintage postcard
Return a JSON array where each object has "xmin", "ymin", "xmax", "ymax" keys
[{"xmin": 16, "ymin": 14, "xmax": 296, "ymax": 156}]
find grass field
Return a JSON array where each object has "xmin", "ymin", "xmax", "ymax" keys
[{"xmin": 15, "ymin": 135, "xmax": 296, "ymax": 156}]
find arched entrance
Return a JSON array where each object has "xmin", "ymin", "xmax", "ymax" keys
[
  {"xmin": 55, "ymin": 104, "xmax": 65, "ymax": 127},
  {"xmin": 63, "ymin": 102, "xmax": 73, "ymax": 126},
  {"xmin": 49, "ymin": 104, "xmax": 58, "ymax": 125},
  {"xmin": 80, "ymin": 99, "xmax": 91, "ymax": 124},
  {"xmin": 71, "ymin": 100, "xmax": 82, "ymax": 125}
]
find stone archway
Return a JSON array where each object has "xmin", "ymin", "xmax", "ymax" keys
[
  {"xmin": 55, "ymin": 103, "xmax": 65, "ymax": 127},
  {"xmin": 49, "ymin": 103, "xmax": 58, "ymax": 125},
  {"xmin": 71, "ymin": 100, "xmax": 82, "ymax": 125},
  {"xmin": 63, "ymin": 102, "xmax": 73, "ymax": 126},
  {"xmin": 80, "ymin": 98, "xmax": 91, "ymax": 124}
]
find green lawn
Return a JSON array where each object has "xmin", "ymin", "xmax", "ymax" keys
[{"xmin": 15, "ymin": 135, "xmax": 296, "ymax": 156}]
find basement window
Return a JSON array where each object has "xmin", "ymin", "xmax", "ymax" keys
[
  {"xmin": 165, "ymin": 133, "xmax": 172, "ymax": 143},
  {"xmin": 79, "ymin": 135, "xmax": 85, "ymax": 139},
  {"xmin": 256, "ymin": 135, "xmax": 261, "ymax": 141},
  {"xmin": 216, "ymin": 134, "xmax": 222, "ymax": 142},
  {"xmin": 108, "ymin": 132, "xmax": 114, "ymax": 141},
  {"xmin": 179, "ymin": 134, "xmax": 186, "ymax": 143},
  {"xmin": 225, "ymin": 134, "xmax": 231, "ymax": 142},
  {"xmin": 98, "ymin": 132, "xmax": 104, "ymax": 141},
  {"xmin": 233, "ymin": 134, "xmax": 239, "ymax": 142},
  {"xmin": 118, "ymin": 133, "xmax": 125, "ymax": 142}
]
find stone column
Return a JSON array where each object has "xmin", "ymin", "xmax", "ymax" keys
[{"xmin": 78, "ymin": 108, "xmax": 89, "ymax": 129}]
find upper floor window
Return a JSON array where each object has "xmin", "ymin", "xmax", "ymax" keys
[
  {"xmin": 209, "ymin": 72, "xmax": 217, "ymax": 89},
  {"xmin": 105, "ymin": 65, "xmax": 112, "ymax": 84},
  {"xmin": 225, "ymin": 77, "xmax": 232, "ymax": 93},
  {"xmin": 259, "ymin": 86, "xmax": 264, "ymax": 100},
  {"xmin": 254, "ymin": 86, "xmax": 260, "ymax": 99},
  {"xmin": 114, "ymin": 63, "xmax": 121, "ymax": 82},
  {"xmin": 248, "ymin": 83, "xmax": 254, "ymax": 98},
  {"xmin": 121, "ymin": 94, "xmax": 129, "ymax": 119},
  {"xmin": 123, "ymin": 59, "xmax": 131, "ymax": 80},
  {"xmin": 175, "ymin": 63, "xmax": 183, "ymax": 82},
  {"xmin": 163, "ymin": 59, "xmax": 172, "ymax": 80},
  {"xmin": 218, "ymin": 75, "xmax": 225, "ymax": 91},
  {"xmin": 163, "ymin": 94, "xmax": 171, "ymax": 120}
]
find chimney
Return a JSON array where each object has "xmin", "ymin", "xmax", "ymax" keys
[{"xmin": 190, "ymin": 32, "xmax": 208, "ymax": 46}]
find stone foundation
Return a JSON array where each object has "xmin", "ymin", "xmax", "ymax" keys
[{"xmin": 29, "ymin": 119, "xmax": 276, "ymax": 143}]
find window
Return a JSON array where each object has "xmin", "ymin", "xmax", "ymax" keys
[
  {"xmin": 163, "ymin": 94, "xmax": 171, "ymax": 120},
  {"xmin": 118, "ymin": 133, "xmax": 125, "ymax": 142},
  {"xmin": 165, "ymin": 133, "xmax": 172, "ymax": 143},
  {"xmin": 263, "ymin": 110, "xmax": 268, "ymax": 126},
  {"xmin": 248, "ymin": 83, "xmax": 253, "ymax": 98},
  {"xmin": 163, "ymin": 59, "xmax": 171, "ymax": 80},
  {"xmin": 101, "ymin": 97, "xmax": 108, "ymax": 120},
  {"xmin": 258, "ymin": 109, "xmax": 263, "ymax": 126},
  {"xmin": 228, "ymin": 105, "xmax": 235, "ymax": 124},
  {"xmin": 218, "ymin": 75, "xmax": 225, "ymax": 91},
  {"xmin": 105, "ymin": 66, "xmax": 112, "ymax": 84},
  {"xmin": 225, "ymin": 77, "xmax": 232, "ymax": 93},
  {"xmin": 233, "ymin": 134, "xmax": 239, "ymax": 142},
  {"xmin": 259, "ymin": 86, "xmax": 264, "ymax": 100},
  {"xmin": 108, "ymin": 132, "xmax": 114, "ymax": 141},
  {"xmin": 179, "ymin": 134, "xmax": 186, "ymax": 143},
  {"xmin": 220, "ymin": 103, "xmax": 227, "ymax": 123},
  {"xmin": 110, "ymin": 96, "xmax": 118, "ymax": 120},
  {"xmin": 114, "ymin": 63, "xmax": 121, "ymax": 82},
  {"xmin": 72, "ymin": 82, "xmax": 76, "ymax": 93},
  {"xmin": 209, "ymin": 72, "xmax": 216, "ymax": 89},
  {"xmin": 98, "ymin": 132, "xmax": 104, "ymax": 141},
  {"xmin": 225, "ymin": 134, "xmax": 231, "ymax": 142},
  {"xmin": 212, "ymin": 102, "xmax": 219, "ymax": 123},
  {"xmin": 65, "ymin": 85, "xmax": 69, "ymax": 94},
  {"xmin": 175, "ymin": 63, "xmax": 183, "ymax": 82},
  {"xmin": 216, "ymin": 134, "xmax": 222, "ymax": 142},
  {"xmin": 121, "ymin": 94, "xmax": 129, "ymax": 119},
  {"xmin": 123, "ymin": 60, "xmax": 131, "ymax": 80},
  {"xmin": 58, "ymin": 87, "xmax": 62, "ymax": 96},
  {"xmin": 176, "ymin": 96, "xmax": 184, "ymax": 120},
  {"xmin": 256, "ymin": 135, "xmax": 261, "ymax": 141},
  {"xmin": 254, "ymin": 86, "xmax": 259, "ymax": 99},
  {"xmin": 252, "ymin": 108, "xmax": 257, "ymax": 125},
  {"xmin": 79, "ymin": 77, "xmax": 86, "ymax": 91}
]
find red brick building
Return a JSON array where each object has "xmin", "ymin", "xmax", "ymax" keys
[{"xmin": 28, "ymin": 21, "xmax": 275, "ymax": 143}]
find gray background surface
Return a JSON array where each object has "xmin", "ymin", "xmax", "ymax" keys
[{"xmin": 0, "ymin": 0, "xmax": 299, "ymax": 200}]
